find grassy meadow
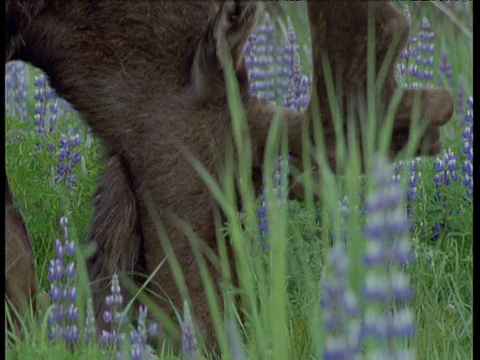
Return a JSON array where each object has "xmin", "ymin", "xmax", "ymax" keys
[{"xmin": 5, "ymin": 2, "xmax": 472, "ymax": 359}]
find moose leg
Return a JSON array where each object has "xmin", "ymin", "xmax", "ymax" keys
[
  {"xmin": 5, "ymin": 172, "xmax": 37, "ymax": 334},
  {"xmin": 86, "ymin": 154, "xmax": 146, "ymax": 330}
]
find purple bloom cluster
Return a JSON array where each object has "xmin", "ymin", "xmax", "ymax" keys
[
  {"xmin": 363, "ymin": 158, "xmax": 412, "ymax": 269},
  {"xmin": 47, "ymin": 250, "xmax": 159, "ymax": 359},
  {"xmin": 406, "ymin": 159, "xmax": 421, "ymax": 217},
  {"xmin": 99, "ymin": 273, "xmax": 128, "ymax": 348},
  {"xmin": 55, "ymin": 125, "xmax": 82, "ymax": 189},
  {"xmin": 6, "ymin": 65, "xmax": 86, "ymax": 189},
  {"xmin": 397, "ymin": 4, "xmax": 418, "ymax": 86},
  {"xmin": 47, "ymin": 215, "xmax": 80, "ymax": 343},
  {"xmin": 244, "ymin": 13, "xmax": 310, "ymax": 108},
  {"xmin": 129, "ymin": 305, "xmax": 158, "ymax": 360},
  {"xmin": 320, "ymin": 156, "xmax": 415, "ymax": 359},
  {"xmin": 398, "ymin": 8, "xmax": 436, "ymax": 88},
  {"xmin": 85, "ymin": 298, "xmax": 97, "ymax": 342},
  {"xmin": 329, "ymin": 195, "xmax": 351, "ymax": 242},
  {"xmin": 456, "ymin": 76, "xmax": 466, "ymax": 120},
  {"xmin": 243, "ymin": 13, "xmax": 278, "ymax": 103},
  {"xmin": 433, "ymin": 148, "xmax": 459, "ymax": 188},
  {"xmin": 321, "ymin": 244, "xmax": 362, "ymax": 359},
  {"xmin": 5, "ymin": 61, "xmax": 29, "ymax": 123},
  {"xmin": 361, "ymin": 156, "xmax": 415, "ymax": 359},
  {"xmin": 281, "ymin": 20, "xmax": 310, "ymax": 111},
  {"xmin": 411, "ymin": 17, "xmax": 435, "ymax": 86},
  {"xmin": 430, "ymin": 147, "xmax": 464, "ymax": 242},
  {"xmin": 438, "ymin": 50, "xmax": 454, "ymax": 89},
  {"xmin": 225, "ymin": 318, "xmax": 248, "ymax": 360},
  {"xmin": 97, "ymin": 274, "xmax": 158, "ymax": 359},
  {"xmin": 391, "ymin": 158, "xmax": 421, "ymax": 218},
  {"xmin": 407, "ymin": 161, "xmax": 418, "ymax": 202},
  {"xmin": 257, "ymin": 156, "xmax": 290, "ymax": 249},
  {"xmin": 33, "ymin": 73, "xmax": 57, "ymax": 137},
  {"xmin": 182, "ymin": 301, "xmax": 199, "ymax": 360},
  {"xmin": 462, "ymin": 97, "xmax": 473, "ymax": 198}
]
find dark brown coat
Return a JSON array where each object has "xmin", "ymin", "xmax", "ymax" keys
[{"xmin": 5, "ymin": 174, "xmax": 37, "ymax": 334}]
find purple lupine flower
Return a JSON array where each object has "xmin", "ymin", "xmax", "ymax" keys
[
  {"xmin": 48, "ymin": 216, "xmax": 79, "ymax": 344},
  {"xmin": 55, "ymin": 124, "xmax": 82, "ymax": 188},
  {"xmin": 406, "ymin": 158, "xmax": 421, "ymax": 218},
  {"xmin": 273, "ymin": 156, "xmax": 290, "ymax": 203},
  {"xmin": 257, "ymin": 190, "xmax": 269, "ymax": 250},
  {"xmin": 361, "ymin": 155, "xmax": 415, "ymax": 359},
  {"xmin": 5, "ymin": 61, "xmax": 29, "ymax": 123},
  {"xmin": 456, "ymin": 76, "xmax": 466, "ymax": 120},
  {"xmin": 244, "ymin": 13, "xmax": 310, "ymax": 107},
  {"xmin": 358, "ymin": 175, "xmax": 367, "ymax": 218},
  {"xmin": 33, "ymin": 73, "xmax": 57, "ymax": 132},
  {"xmin": 182, "ymin": 301, "xmax": 199, "ymax": 360},
  {"xmin": 391, "ymin": 157, "xmax": 421, "ymax": 218},
  {"xmin": 104, "ymin": 273, "xmax": 127, "ymax": 324},
  {"xmin": 339, "ymin": 195, "xmax": 350, "ymax": 219},
  {"xmin": 129, "ymin": 305, "xmax": 157, "ymax": 360},
  {"xmin": 279, "ymin": 18, "xmax": 310, "ymax": 110},
  {"xmin": 462, "ymin": 97, "xmax": 473, "ymax": 198},
  {"xmin": 278, "ymin": 18, "xmax": 300, "ymax": 99},
  {"xmin": 329, "ymin": 195, "xmax": 351, "ymax": 242},
  {"xmin": 32, "ymin": 71, "xmax": 59, "ymax": 152},
  {"xmin": 225, "ymin": 318, "xmax": 248, "ymax": 360},
  {"xmin": 257, "ymin": 156, "xmax": 290, "ymax": 249},
  {"xmin": 282, "ymin": 49, "xmax": 310, "ymax": 111},
  {"xmin": 438, "ymin": 50, "xmax": 454, "ymax": 89},
  {"xmin": 99, "ymin": 329, "xmax": 116, "ymax": 348},
  {"xmin": 392, "ymin": 161, "xmax": 405, "ymax": 184},
  {"xmin": 244, "ymin": 13, "xmax": 278, "ymax": 103},
  {"xmin": 47, "ymin": 96, "xmax": 59, "ymax": 136},
  {"xmin": 433, "ymin": 148, "xmax": 459, "ymax": 188},
  {"xmin": 33, "ymin": 73, "xmax": 48, "ymax": 136},
  {"xmin": 99, "ymin": 273, "xmax": 129, "ymax": 350},
  {"xmin": 410, "ymin": 17, "xmax": 435, "ymax": 86},
  {"xmin": 397, "ymin": 3, "xmax": 418, "ymax": 86},
  {"xmin": 85, "ymin": 299, "xmax": 97, "ymax": 342},
  {"xmin": 431, "ymin": 149, "xmax": 461, "ymax": 241},
  {"xmin": 321, "ymin": 243, "xmax": 362, "ymax": 360}
]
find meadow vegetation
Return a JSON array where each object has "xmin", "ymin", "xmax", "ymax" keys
[{"xmin": 5, "ymin": 2, "xmax": 472, "ymax": 359}]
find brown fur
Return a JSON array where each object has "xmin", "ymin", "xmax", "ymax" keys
[
  {"xmin": 5, "ymin": 0, "xmax": 453, "ymax": 346},
  {"xmin": 5, "ymin": 173, "xmax": 37, "ymax": 334},
  {"xmin": 307, "ymin": 2, "xmax": 453, "ymax": 169}
]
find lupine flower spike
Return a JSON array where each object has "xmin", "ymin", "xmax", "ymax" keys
[
  {"xmin": 462, "ymin": 97, "xmax": 473, "ymax": 198},
  {"xmin": 98, "ymin": 273, "xmax": 128, "ymax": 348},
  {"xmin": 362, "ymin": 155, "xmax": 415, "ymax": 359},
  {"xmin": 244, "ymin": 13, "xmax": 278, "ymax": 103},
  {"xmin": 129, "ymin": 305, "xmax": 158, "ymax": 360},
  {"xmin": 55, "ymin": 125, "xmax": 82, "ymax": 189},
  {"xmin": 5, "ymin": 61, "xmax": 29, "ymax": 123},
  {"xmin": 281, "ymin": 18, "xmax": 310, "ymax": 111},
  {"xmin": 411, "ymin": 17, "xmax": 435, "ymax": 87},
  {"xmin": 321, "ymin": 243, "xmax": 362, "ymax": 360},
  {"xmin": 47, "ymin": 215, "xmax": 79, "ymax": 344},
  {"xmin": 257, "ymin": 156, "xmax": 290, "ymax": 249},
  {"xmin": 182, "ymin": 300, "xmax": 199, "ymax": 360}
]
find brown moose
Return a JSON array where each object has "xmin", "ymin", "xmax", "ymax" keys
[{"xmin": 5, "ymin": 0, "xmax": 453, "ymax": 347}]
